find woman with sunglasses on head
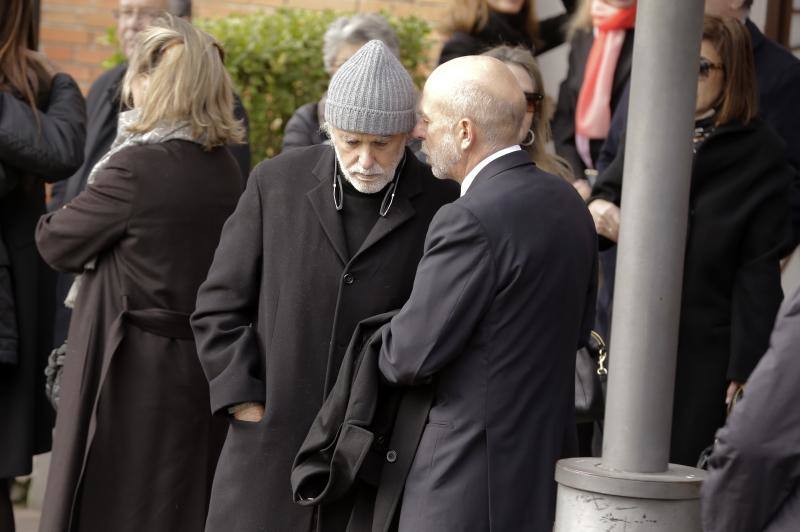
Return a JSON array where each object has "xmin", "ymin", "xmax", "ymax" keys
[
  {"xmin": 483, "ymin": 45, "xmax": 573, "ymax": 182},
  {"xmin": 35, "ymin": 15, "xmax": 243, "ymax": 532},
  {"xmin": 588, "ymin": 15, "xmax": 793, "ymax": 467},
  {"xmin": 439, "ymin": 0, "xmax": 577, "ymax": 64}
]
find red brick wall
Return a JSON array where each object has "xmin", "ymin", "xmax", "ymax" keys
[{"xmin": 40, "ymin": 0, "xmax": 451, "ymax": 92}]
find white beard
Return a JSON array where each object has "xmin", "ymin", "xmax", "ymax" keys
[
  {"xmin": 425, "ymin": 131, "xmax": 461, "ymax": 180},
  {"xmin": 333, "ymin": 145, "xmax": 402, "ymax": 194}
]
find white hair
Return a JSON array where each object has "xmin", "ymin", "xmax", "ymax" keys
[{"xmin": 322, "ymin": 13, "xmax": 400, "ymax": 74}]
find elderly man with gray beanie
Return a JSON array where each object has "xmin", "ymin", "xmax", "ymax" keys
[
  {"xmin": 282, "ymin": 13, "xmax": 400, "ymax": 151},
  {"xmin": 191, "ymin": 40, "xmax": 457, "ymax": 532}
]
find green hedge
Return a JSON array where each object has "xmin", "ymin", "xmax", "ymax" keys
[{"xmin": 103, "ymin": 9, "xmax": 433, "ymax": 162}]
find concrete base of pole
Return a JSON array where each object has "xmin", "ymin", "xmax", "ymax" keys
[{"xmin": 554, "ymin": 458, "xmax": 706, "ymax": 531}]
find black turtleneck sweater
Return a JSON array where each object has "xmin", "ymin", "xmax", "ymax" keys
[{"xmin": 340, "ymin": 177, "xmax": 384, "ymax": 259}]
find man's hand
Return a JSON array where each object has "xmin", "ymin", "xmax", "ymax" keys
[
  {"xmin": 231, "ymin": 403, "xmax": 265, "ymax": 423},
  {"xmin": 588, "ymin": 199, "xmax": 621, "ymax": 242},
  {"xmin": 725, "ymin": 381, "xmax": 744, "ymax": 407}
]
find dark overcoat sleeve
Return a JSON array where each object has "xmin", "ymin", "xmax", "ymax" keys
[
  {"xmin": 35, "ymin": 152, "xmax": 135, "ymax": 273},
  {"xmin": 727, "ymin": 159, "xmax": 792, "ymax": 382},
  {"xmin": 190, "ymin": 172, "xmax": 265, "ymax": 414},
  {"xmin": 378, "ymin": 203, "xmax": 496, "ymax": 385},
  {"xmin": 0, "ymin": 74, "xmax": 86, "ymax": 180},
  {"xmin": 701, "ymin": 289, "xmax": 800, "ymax": 532}
]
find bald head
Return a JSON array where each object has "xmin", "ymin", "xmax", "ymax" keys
[
  {"xmin": 427, "ymin": 56, "xmax": 526, "ymax": 148},
  {"xmin": 414, "ymin": 56, "xmax": 527, "ymax": 181}
]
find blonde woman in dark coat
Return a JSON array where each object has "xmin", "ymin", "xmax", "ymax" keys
[{"xmin": 35, "ymin": 16, "xmax": 244, "ymax": 532}]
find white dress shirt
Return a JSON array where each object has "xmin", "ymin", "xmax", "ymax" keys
[{"xmin": 460, "ymin": 145, "xmax": 522, "ymax": 197}]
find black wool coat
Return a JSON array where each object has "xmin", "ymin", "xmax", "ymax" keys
[
  {"xmin": 551, "ymin": 28, "xmax": 634, "ymax": 179},
  {"xmin": 0, "ymin": 74, "xmax": 86, "ymax": 478},
  {"xmin": 591, "ymin": 118, "xmax": 792, "ymax": 466},
  {"xmin": 191, "ymin": 144, "xmax": 458, "ymax": 532},
  {"xmin": 36, "ymin": 141, "xmax": 243, "ymax": 532},
  {"xmin": 292, "ymin": 311, "xmax": 433, "ymax": 532}
]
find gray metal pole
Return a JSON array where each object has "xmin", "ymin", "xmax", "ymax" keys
[
  {"xmin": 601, "ymin": 0, "xmax": 705, "ymax": 474},
  {"xmin": 554, "ymin": 2, "xmax": 708, "ymax": 530}
]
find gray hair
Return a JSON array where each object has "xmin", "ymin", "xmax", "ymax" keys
[
  {"xmin": 323, "ymin": 13, "xmax": 400, "ymax": 74},
  {"xmin": 440, "ymin": 81, "xmax": 526, "ymax": 150},
  {"xmin": 167, "ymin": 0, "xmax": 191, "ymax": 18}
]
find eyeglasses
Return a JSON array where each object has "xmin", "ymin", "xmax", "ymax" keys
[
  {"xmin": 698, "ymin": 58, "xmax": 724, "ymax": 79},
  {"xmin": 524, "ymin": 91, "xmax": 544, "ymax": 112},
  {"xmin": 112, "ymin": 7, "xmax": 164, "ymax": 22}
]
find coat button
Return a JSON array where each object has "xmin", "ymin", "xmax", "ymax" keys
[
  {"xmin": 343, "ymin": 273, "xmax": 354, "ymax": 285},
  {"xmin": 386, "ymin": 450, "xmax": 397, "ymax": 463}
]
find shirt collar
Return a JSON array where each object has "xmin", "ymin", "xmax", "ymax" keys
[{"xmin": 460, "ymin": 145, "xmax": 522, "ymax": 197}]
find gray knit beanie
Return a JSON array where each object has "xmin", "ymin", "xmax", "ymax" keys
[{"xmin": 324, "ymin": 40, "xmax": 417, "ymax": 135}]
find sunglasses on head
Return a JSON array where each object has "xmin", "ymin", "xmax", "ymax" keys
[
  {"xmin": 699, "ymin": 58, "xmax": 724, "ymax": 79},
  {"xmin": 524, "ymin": 91, "xmax": 544, "ymax": 112}
]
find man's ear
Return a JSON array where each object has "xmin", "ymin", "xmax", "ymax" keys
[{"xmin": 458, "ymin": 118, "xmax": 473, "ymax": 151}]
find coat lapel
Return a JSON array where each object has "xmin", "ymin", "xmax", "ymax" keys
[{"xmin": 307, "ymin": 147, "xmax": 349, "ymax": 266}]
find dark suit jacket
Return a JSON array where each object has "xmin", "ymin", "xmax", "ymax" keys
[
  {"xmin": 378, "ymin": 150, "xmax": 598, "ymax": 531},
  {"xmin": 747, "ymin": 20, "xmax": 800, "ymax": 247},
  {"xmin": 191, "ymin": 144, "xmax": 458, "ymax": 532}
]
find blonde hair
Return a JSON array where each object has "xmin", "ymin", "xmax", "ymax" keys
[
  {"xmin": 122, "ymin": 15, "xmax": 243, "ymax": 149},
  {"xmin": 442, "ymin": 0, "xmax": 542, "ymax": 50},
  {"xmin": 483, "ymin": 45, "xmax": 574, "ymax": 182}
]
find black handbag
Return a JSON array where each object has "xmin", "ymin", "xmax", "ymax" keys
[{"xmin": 575, "ymin": 331, "xmax": 608, "ymax": 423}]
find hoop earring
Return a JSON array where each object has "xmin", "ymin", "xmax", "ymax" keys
[{"xmin": 521, "ymin": 129, "xmax": 535, "ymax": 147}]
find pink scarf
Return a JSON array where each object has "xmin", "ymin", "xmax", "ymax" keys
[{"xmin": 575, "ymin": 0, "xmax": 637, "ymax": 169}]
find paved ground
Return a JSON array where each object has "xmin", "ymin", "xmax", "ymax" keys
[{"xmin": 13, "ymin": 507, "xmax": 39, "ymax": 532}]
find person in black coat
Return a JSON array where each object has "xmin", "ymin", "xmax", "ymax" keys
[
  {"xmin": 588, "ymin": 15, "xmax": 792, "ymax": 467},
  {"xmin": 438, "ymin": 0, "xmax": 576, "ymax": 64},
  {"xmin": 0, "ymin": 1, "xmax": 86, "ymax": 526},
  {"xmin": 49, "ymin": 0, "xmax": 251, "ymax": 349},
  {"xmin": 701, "ymin": 286, "xmax": 800, "ymax": 532},
  {"xmin": 191, "ymin": 41, "xmax": 458, "ymax": 532},
  {"xmin": 551, "ymin": 0, "xmax": 635, "ymax": 196},
  {"xmin": 36, "ymin": 17, "xmax": 244, "ymax": 531},
  {"xmin": 378, "ymin": 55, "xmax": 596, "ymax": 532}
]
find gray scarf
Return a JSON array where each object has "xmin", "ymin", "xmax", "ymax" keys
[{"xmin": 64, "ymin": 109, "xmax": 201, "ymax": 308}]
